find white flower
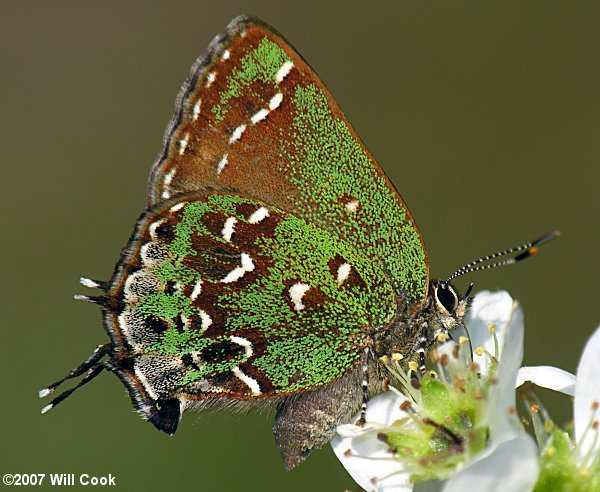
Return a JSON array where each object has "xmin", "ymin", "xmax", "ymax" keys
[
  {"xmin": 331, "ymin": 291, "xmax": 539, "ymax": 491},
  {"xmin": 573, "ymin": 325, "xmax": 600, "ymax": 465},
  {"xmin": 516, "ymin": 323, "xmax": 600, "ymax": 487}
]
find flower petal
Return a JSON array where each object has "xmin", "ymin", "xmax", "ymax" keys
[
  {"xmin": 574, "ymin": 324, "xmax": 600, "ymax": 457},
  {"xmin": 441, "ymin": 435, "xmax": 539, "ymax": 492},
  {"xmin": 516, "ymin": 366, "xmax": 576, "ymax": 396},
  {"xmin": 363, "ymin": 388, "xmax": 411, "ymax": 426},
  {"xmin": 486, "ymin": 300, "xmax": 525, "ymax": 443},
  {"xmin": 337, "ymin": 423, "xmax": 375, "ymax": 439},
  {"xmin": 466, "ymin": 291, "xmax": 515, "ymax": 375},
  {"xmin": 331, "ymin": 391, "xmax": 413, "ymax": 491}
]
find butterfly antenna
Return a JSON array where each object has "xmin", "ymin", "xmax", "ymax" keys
[
  {"xmin": 445, "ymin": 231, "xmax": 560, "ymax": 284},
  {"xmin": 39, "ymin": 343, "xmax": 111, "ymax": 413}
]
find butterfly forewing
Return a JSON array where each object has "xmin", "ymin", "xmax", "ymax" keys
[{"xmin": 149, "ymin": 15, "xmax": 429, "ymax": 303}]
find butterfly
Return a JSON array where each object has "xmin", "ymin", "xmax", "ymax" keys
[{"xmin": 40, "ymin": 15, "xmax": 556, "ymax": 470}]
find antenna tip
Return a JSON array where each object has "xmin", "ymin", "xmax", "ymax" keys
[{"xmin": 530, "ymin": 230, "xmax": 561, "ymax": 248}]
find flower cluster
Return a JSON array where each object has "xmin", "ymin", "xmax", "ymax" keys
[{"xmin": 331, "ymin": 291, "xmax": 600, "ymax": 491}]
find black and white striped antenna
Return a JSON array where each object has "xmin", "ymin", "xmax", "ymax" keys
[{"xmin": 445, "ymin": 231, "xmax": 560, "ymax": 285}]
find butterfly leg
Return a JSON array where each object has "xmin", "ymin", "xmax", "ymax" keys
[
  {"xmin": 415, "ymin": 320, "xmax": 431, "ymax": 372},
  {"xmin": 416, "ymin": 320, "xmax": 450, "ymax": 372},
  {"xmin": 417, "ymin": 334, "xmax": 427, "ymax": 372},
  {"xmin": 355, "ymin": 346, "xmax": 370, "ymax": 426},
  {"xmin": 273, "ymin": 364, "xmax": 363, "ymax": 471}
]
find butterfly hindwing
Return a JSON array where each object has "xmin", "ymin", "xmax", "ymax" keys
[
  {"xmin": 105, "ymin": 193, "xmax": 398, "ymax": 404},
  {"xmin": 149, "ymin": 15, "xmax": 429, "ymax": 303}
]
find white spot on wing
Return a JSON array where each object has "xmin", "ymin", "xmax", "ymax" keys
[
  {"xmin": 191, "ymin": 280, "xmax": 203, "ymax": 301},
  {"xmin": 231, "ymin": 366, "xmax": 261, "ymax": 396},
  {"xmin": 221, "ymin": 253, "xmax": 255, "ymax": 283},
  {"xmin": 206, "ymin": 71, "xmax": 216, "ymax": 87},
  {"xmin": 345, "ymin": 200, "xmax": 359, "ymax": 213},
  {"xmin": 223, "ymin": 270, "xmax": 244, "ymax": 284},
  {"xmin": 275, "ymin": 60, "xmax": 294, "ymax": 83},
  {"xmin": 269, "ymin": 93, "xmax": 283, "ymax": 111},
  {"xmin": 170, "ymin": 202, "xmax": 186, "ymax": 213},
  {"xmin": 337, "ymin": 262, "xmax": 351, "ymax": 284},
  {"xmin": 192, "ymin": 100, "xmax": 201, "ymax": 120},
  {"xmin": 241, "ymin": 253, "xmax": 254, "ymax": 271},
  {"xmin": 178, "ymin": 133, "xmax": 189, "ymax": 155},
  {"xmin": 248, "ymin": 206, "xmax": 269, "ymax": 224},
  {"xmin": 230, "ymin": 336, "xmax": 253, "ymax": 358},
  {"xmin": 181, "ymin": 314, "xmax": 191, "ymax": 330},
  {"xmin": 162, "ymin": 168, "xmax": 176, "ymax": 199},
  {"xmin": 163, "ymin": 170, "xmax": 175, "ymax": 185},
  {"xmin": 200, "ymin": 310, "xmax": 212, "ymax": 331},
  {"xmin": 289, "ymin": 282, "xmax": 310, "ymax": 311},
  {"xmin": 229, "ymin": 124, "xmax": 247, "ymax": 144},
  {"xmin": 221, "ymin": 49, "xmax": 230, "ymax": 60},
  {"xmin": 217, "ymin": 154, "xmax": 228, "ymax": 174},
  {"xmin": 251, "ymin": 108, "xmax": 269, "ymax": 124},
  {"xmin": 221, "ymin": 216, "xmax": 237, "ymax": 242},
  {"xmin": 199, "ymin": 310, "xmax": 212, "ymax": 330}
]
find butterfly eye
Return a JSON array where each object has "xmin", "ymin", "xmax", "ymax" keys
[{"xmin": 436, "ymin": 284, "xmax": 459, "ymax": 314}]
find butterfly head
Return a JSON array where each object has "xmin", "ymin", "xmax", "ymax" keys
[{"xmin": 429, "ymin": 279, "xmax": 472, "ymax": 330}]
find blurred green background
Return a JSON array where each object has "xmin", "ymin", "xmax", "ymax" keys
[{"xmin": 2, "ymin": 1, "xmax": 599, "ymax": 490}]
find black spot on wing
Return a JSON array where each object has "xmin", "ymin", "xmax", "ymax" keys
[{"xmin": 199, "ymin": 340, "xmax": 245, "ymax": 363}]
